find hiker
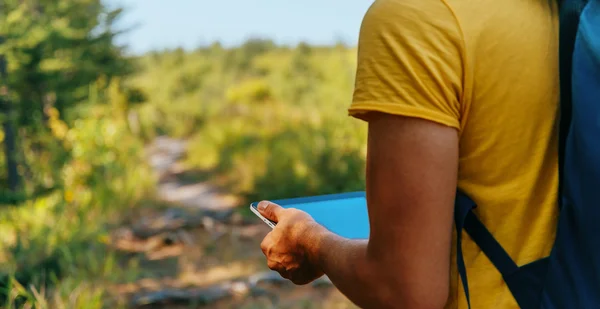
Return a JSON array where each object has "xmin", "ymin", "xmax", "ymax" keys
[{"xmin": 257, "ymin": 0, "xmax": 599, "ymax": 308}]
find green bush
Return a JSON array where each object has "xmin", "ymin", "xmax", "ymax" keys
[
  {"xmin": 0, "ymin": 92, "xmax": 154, "ymax": 308},
  {"xmin": 137, "ymin": 42, "xmax": 367, "ymax": 203}
]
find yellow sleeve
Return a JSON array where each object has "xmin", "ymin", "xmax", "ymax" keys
[{"xmin": 349, "ymin": 0, "xmax": 465, "ymax": 130}]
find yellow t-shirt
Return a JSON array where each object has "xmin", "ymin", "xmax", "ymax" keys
[{"xmin": 349, "ymin": 0, "xmax": 560, "ymax": 308}]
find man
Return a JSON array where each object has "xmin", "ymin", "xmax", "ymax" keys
[{"xmin": 257, "ymin": 0, "xmax": 560, "ymax": 308}]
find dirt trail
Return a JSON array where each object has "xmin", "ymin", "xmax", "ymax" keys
[
  {"xmin": 147, "ymin": 137, "xmax": 239, "ymax": 212},
  {"xmin": 109, "ymin": 137, "xmax": 358, "ymax": 309}
]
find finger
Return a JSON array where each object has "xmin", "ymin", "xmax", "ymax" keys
[
  {"xmin": 266, "ymin": 260, "xmax": 280, "ymax": 271},
  {"xmin": 267, "ymin": 260, "xmax": 290, "ymax": 279},
  {"xmin": 257, "ymin": 201, "xmax": 284, "ymax": 222},
  {"xmin": 260, "ymin": 232, "xmax": 273, "ymax": 256}
]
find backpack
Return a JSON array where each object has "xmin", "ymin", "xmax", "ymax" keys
[{"xmin": 454, "ymin": 0, "xmax": 600, "ymax": 308}]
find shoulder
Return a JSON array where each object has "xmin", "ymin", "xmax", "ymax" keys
[
  {"xmin": 359, "ymin": 0, "xmax": 463, "ymax": 39},
  {"xmin": 350, "ymin": 0, "xmax": 466, "ymax": 129}
]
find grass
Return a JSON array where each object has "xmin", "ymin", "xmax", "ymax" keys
[
  {"xmin": 0, "ymin": 189, "xmax": 153, "ymax": 308},
  {"xmin": 0, "ymin": 102, "xmax": 156, "ymax": 308}
]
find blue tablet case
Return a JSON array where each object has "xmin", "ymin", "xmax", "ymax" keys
[{"xmin": 251, "ymin": 191, "xmax": 370, "ymax": 239}]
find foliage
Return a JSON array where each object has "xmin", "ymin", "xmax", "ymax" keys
[
  {"xmin": 133, "ymin": 42, "xmax": 367, "ymax": 202},
  {"xmin": 0, "ymin": 88, "xmax": 154, "ymax": 308},
  {"xmin": 0, "ymin": 0, "xmax": 145, "ymax": 196},
  {"xmin": 1, "ymin": 1, "xmax": 368, "ymax": 306},
  {"xmin": 0, "ymin": 1, "xmax": 153, "ymax": 307},
  {"xmin": 0, "ymin": 0, "xmax": 132, "ymax": 127}
]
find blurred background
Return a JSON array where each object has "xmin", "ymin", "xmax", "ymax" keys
[{"xmin": 0, "ymin": 0, "xmax": 374, "ymax": 308}]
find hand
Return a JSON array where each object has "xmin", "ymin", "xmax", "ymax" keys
[{"xmin": 257, "ymin": 201, "xmax": 325, "ymax": 285}]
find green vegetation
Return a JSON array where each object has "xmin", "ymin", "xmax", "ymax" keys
[
  {"xmin": 1, "ymin": 1, "xmax": 367, "ymax": 308},
  {"xmin": 0, "ymin": 1, "xmax": 154, "ymax": 307},
  {"xmin": 133, "ymin": 41, "xmax": 367, "ymax": 202}
]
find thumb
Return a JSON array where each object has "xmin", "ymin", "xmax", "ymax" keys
[{"xmin": 257, "ymin": 201, "xmax": 284, "ymax": 222}]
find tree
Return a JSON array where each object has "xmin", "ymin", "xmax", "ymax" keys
[
  {"xmin": 0, "ymin": 0, "xmax": 133, "ymax": 193},
  {"xmin": 0, "ymin": 36, "xmax": 21, "ymax": 193}
]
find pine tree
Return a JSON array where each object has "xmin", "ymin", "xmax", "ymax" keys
[{"xmin": 0, "ymin": 0, "xmax": 132, "ymax": 194}]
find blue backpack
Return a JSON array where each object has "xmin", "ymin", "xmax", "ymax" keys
[{"xmin": 455, "ymin": 0, "xmax": 600, "ymax": 308}]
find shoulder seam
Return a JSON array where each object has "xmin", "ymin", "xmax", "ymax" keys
[{"xmin": 439, "ymin": 0, "xmax": 472, "ymax": 136}]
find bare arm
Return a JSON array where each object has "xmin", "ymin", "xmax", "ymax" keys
[
  {"xmin": 305, "ymin": 113, "xmax": 459, "ymax": 309},
  {"xmin": 258, "ymin": 1, "xmax": 463, "ymax": 305}
]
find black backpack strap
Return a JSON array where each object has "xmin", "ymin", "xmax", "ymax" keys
[
  {"xmin": 455, "ymin": 192, "xmax": 475, "ymax": 309},
  {"xmin": 454, "ymin": 1, "xmax": 591, "ymax": 307},
  {"xmin": 558, "ymin": 0, "xmax": 589, "ymax": 206},
  {"xmin": 455, "ymin": 192, "xmax": 520, "ymax": 309},
  {"xmin": 455, "ymin": 192, "xmax": 550, "ymax": 309}
]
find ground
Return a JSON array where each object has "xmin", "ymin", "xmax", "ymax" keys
[{"xmin": 107, "ymin": 137, "xmax": 360, "ymax": 309}]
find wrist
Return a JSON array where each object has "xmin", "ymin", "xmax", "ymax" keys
[{"xmin": 299, "ymin": 221, "xmax": 329, "ymax": 269}]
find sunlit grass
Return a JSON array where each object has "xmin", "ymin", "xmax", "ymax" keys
[{"xmin": 0, "ymin": 184, "xmax": 150, "ymax": 308}]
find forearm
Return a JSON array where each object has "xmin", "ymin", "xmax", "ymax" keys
[
  {"xmin": 305, "ymin": 225, "xmax": 398, "ymax": 309},
  {"xmin": 305, "ymin": 224, "xmax": 449, "ymax": 309}
]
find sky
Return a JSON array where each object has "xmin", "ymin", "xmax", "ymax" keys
[{"xmin": 105, "ymin": 0, "xmax": 375, "ymax": 55}]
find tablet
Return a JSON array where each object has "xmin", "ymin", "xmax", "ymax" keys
[{"xmin": 250, "ymin": 191, "xmax": 370, "ymax": 239}]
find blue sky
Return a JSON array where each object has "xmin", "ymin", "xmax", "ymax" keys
[{"xmin": 106, "ymin": 0, "xmax": 375, "ymax": 55}]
